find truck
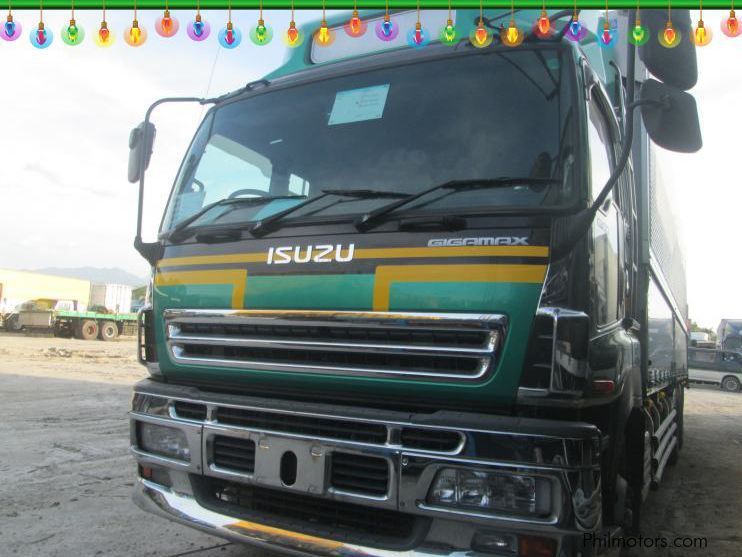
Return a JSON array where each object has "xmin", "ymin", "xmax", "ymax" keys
[
  {"xmin": 127, "ymin": 8, "xmax": 701, "ymax": 556},
  {"xmin": 11, "ymin": 297, "xmax": 137, "ymax": 340},
  {"xmin": 716, "ymin": 319, "xmax": 742, "ymax": 352}
]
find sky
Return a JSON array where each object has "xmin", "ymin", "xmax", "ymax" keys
[{"xmin": 1, "ymin": 9, "xmax": 739, "ymax": 329}]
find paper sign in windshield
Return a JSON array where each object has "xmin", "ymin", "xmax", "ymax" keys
[{"xmin": 328, "ymin": 84, "xmax": 390, "ymax": 126}]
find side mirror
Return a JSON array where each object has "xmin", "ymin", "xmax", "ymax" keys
[
  {"xmin": 639, "ymin": 10, "xmax": 698, "ymax": 91},
  {"xmin": 128, "ymin": 121, "xmax": 156, "ymax": 183},
  {"xmin": 640, "ymin": 79, "xmax": 702, "ymax": 153}
]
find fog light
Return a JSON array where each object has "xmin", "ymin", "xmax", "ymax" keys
[
  {"xmin": 428, "ymin": 468, "xmax": 551, "ymax": 516},
  {"xmin": 473, "ymin": 531, "xmax": 517, "ymax": 554},
  {"xmin": 138, "ymin": 422, "xmax": 190, "ymax": 461}
]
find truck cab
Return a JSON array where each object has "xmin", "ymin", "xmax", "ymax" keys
[{"xmin": 129, "ymin": 9, "xmax": 700, "ymax": 556}]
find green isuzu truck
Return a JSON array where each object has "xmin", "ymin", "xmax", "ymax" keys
[{"xmin": 127, "ymin": 9, "xmax": 701, "ymax": 556}]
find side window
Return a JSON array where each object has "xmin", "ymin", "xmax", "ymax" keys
[
  {"xmin": 587, "ymin": 97, "xmax": 613, "ymax": 203},
  {"xmin": 588, "ymin": 97, "xmax": 620, "ymax": 325}
]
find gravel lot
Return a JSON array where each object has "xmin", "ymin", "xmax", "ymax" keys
[{"xmin": 1, "ymin": 332, "xmax": 740, "ymax": 556}]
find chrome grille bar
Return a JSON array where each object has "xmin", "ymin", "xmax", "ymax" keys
[{"xmin": 164, "ymin": 309, "xmax": 505, "ymax": 382}]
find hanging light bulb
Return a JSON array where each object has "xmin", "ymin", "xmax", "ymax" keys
[
  {"xmin": 283, "ymin": 2, "xmax": 302, "ymax": 47},
  {"xmin": 218, "ymin": 1, "xmax": 241, "ymax": 49},
  {"xmin": 218, "ymin": 21, "xmax": 241, "ymax": 48},
  {"xmin": 2, "ymin": 9, "xmax": 21, "ymax": 41},
  {"xmin": 124, "ymin": 1, "xmax": 147, "ymax": 46},
  {"xmin": 316, "ymin": 20, "xmax": 333, "ymax": 45},
  {"xmin": 629, "ymin": 10, "xmax": 649, "ymax": 45},
  {"xmin": 285, "ymin": 20, "xmax": 299, "ymax": 44},
  {"xmin": 30, "ymin": 4, "xmax": 52, "ymax": 49},
  {"xmin": 659, "ymin": 17, "xmax": 680, "ymax": 48},
  {"xmin": 722, "ymin": 9, "xmax": 741, "ymax": 37},
  {"xmin": 187, "ymin": 6, "xmax": 211, "ymax": 42},
  {"xmin": 125, "ymin": 19, "xmax": 147, "ymax": 47},
  {"xmin": 440, "ymin": 18, "xmax": 457, "ymax": 45},
  {"xmin": 61, "ymin": 17, "xmax": 84, "ymax": 45},
  {"xmin": 534, "ymin": 9, "xmax": 551, "ymax": 38},
  {"xmin": 406, "ymin": 2, "xmax": 428, "ymax": 48},
  {"xmin": 375, "ymin": 11, "xmax": 398, "ymax": 42},
  {"xmin": 95, "ymin": 19, "xmax": 113, "ymax": 47},
  {"xmin": 345, "ymin": 3, "xmax": 366, "ymax": 37},
  {"xmin": 691, "ymin": 2, "xmax": 712, "ymax": 46},
  {"xmin": 693, "ymin": 19, "xmax": 712, "ymax": 46},
  {"xmin": 597, "ymin": 5, "xmax": 616, "ymax": 49},
  {"xmin": 470, "ymin": 18, "xmax": 492, "ymax": 48},
  {"xmin": 500, "ymin": 13, "xmax": 523, "ymax": 47},
  {"xmin": 314, "ymin": 2, "xmax": 334, "ymax": 46},
  {"xmin": 30, "ymin": 21, "xmax": 52, "ymax": 48},
  {"xmin": 250, "ymin": 0, "xmax": 272, "ymax": 45},
  {"xmin": 156, "ymin": 7, "xmax": 180, "ymax": 38},
  {"xmin": 566, "ymin": 9, "xmax": 586, "ymax": 42}
]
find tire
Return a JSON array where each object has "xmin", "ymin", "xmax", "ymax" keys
[
  {"xmin": 721, "ymin": 376, "xmax": 741, "ymax": 392},
  {"xmin": 75, "ymin": 319, "xmax": 99, "ymax": 341},
  {"xmin": 98, "ymin": 321, "xmax": 119, "ymax": 342},
  {"xmin": 53, "ymin": 321, "xmax": 72, "ymax": 338}
]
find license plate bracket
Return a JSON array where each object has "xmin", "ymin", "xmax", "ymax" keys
[{"xmin": 253, "ymin": 434, "xmax": 328, "ymax": 495}]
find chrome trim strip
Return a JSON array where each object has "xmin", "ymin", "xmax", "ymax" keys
[
  {"xmin": 164, "ymin": 308, "xmax": 508, "ymax": 327},
  {"xmin": 170, "ymin": 348, "xmax": 491, "ymax": 381},
  {"xmin": 168, "ymin": 330, "xmax": 498, "ymax": 355}
]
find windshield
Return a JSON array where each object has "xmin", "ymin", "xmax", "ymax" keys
[{"xmin": 162, "ymin": 47, "xmax": 575, "ymax": 233}]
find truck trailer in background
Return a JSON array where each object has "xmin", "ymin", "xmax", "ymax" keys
[
  {"xmin": 127, "ymin": 9, "xmax": 701, "ymax": 556},
  {"xmin": 0, "ymin": 269, "xmax": 137, "ymax": 338},
  {"xmin": 717, "ymin": 319, "xmax": 742, "ymax": 352},
  {"xmin": 89, "ymin": 283, "xmax": 134, "ymax": 314}
]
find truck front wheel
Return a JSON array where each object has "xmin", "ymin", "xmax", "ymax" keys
[
  {"xmin": 75, "ymin": 320, "xmax": 99, "ymax": 341},
  {"xmin": 99, "ymin": 321, "xmax": 119, "ymax": 341}
]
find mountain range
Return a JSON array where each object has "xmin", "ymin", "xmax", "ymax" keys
[{"xmin": 31, "ymin": 267, "xmax": 147, "ymax": 287}]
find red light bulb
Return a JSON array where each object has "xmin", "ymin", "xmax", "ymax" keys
[
  {"xmin": 349, "ymin": 10, "xmax": 361, "ymax": 35},
  {"xmin": 475, "ymin": 24, "xmax": 487, "ymax": 45},
  {"xmin": 664, "ymin": 22, "xmax": 676, "ymax": 45},
  {"xmin": 537, "ymin": 10, "xmax": 550, "ymax": 35},
  {"xmin": 287, "ymin": 21, "xmax": 298, "ymax": 43},
  {"xmin": 99, "ymin": 24, "xmax": 109, "ymax": 41}
]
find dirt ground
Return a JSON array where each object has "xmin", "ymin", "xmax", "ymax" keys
[{"xmin": 1, "ymin": 332, "xmax": 740, "ymax": 556}]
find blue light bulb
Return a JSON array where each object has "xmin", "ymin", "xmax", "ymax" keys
[
  {"xmin": 382, "ymin": 20, "xmax": 393, "ymax": 37},
  {"xmin": 5, "ymin": 20, "xmax": 15, "ymax": 37}
]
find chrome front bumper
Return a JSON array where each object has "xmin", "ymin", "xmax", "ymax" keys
[{"xmin": 130, "ymin": 379, "xmax": 603, "ymax": 557}]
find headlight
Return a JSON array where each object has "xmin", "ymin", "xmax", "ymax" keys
[
  {"xmin": 138, "ymin": 422, "xmax": 190, "ymax": 461},
  {"xmin": 428, "ymin": 468, "xmax": 552, "ymax": 517}
]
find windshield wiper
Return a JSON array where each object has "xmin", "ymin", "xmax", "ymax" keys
[
  {"xmin": 167, "ymin": 195, "xmax": 306, "ymax": 243},
  {"xmin": 250, "ymin": 189, "xmax": 411, "ymax": 237},
  {"xmin": 355, "ymin": 177, "xmax": 561, "ymax": 232}
]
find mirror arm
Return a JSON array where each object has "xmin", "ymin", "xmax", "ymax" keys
[
  {"xmin": 552, "ymin": 20, "xmax": 637, "ymax": 261},
  {"xmin": 133, "ymin": 96, "xmax": 214, "ymax": 265}
]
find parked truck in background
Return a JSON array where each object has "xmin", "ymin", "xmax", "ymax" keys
[
  {"xmin": 717, "ymin": 319, "xmax": 742, "ymax": 352},
  {"xmin": 0, "ymin": 269, "xmax": 137, "ymax": 339},
  {"xmin": 127, "ymin": 9, "xmax": 701, "ymax": 556}
]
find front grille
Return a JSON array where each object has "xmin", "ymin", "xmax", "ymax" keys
[
  {"xmin": 173, "ymin": 401, "xmax": 207, "ymax": 421},
  {"xmin": 216, "ymin": 407, "xmax": 388, "ymax": 444},
  {"xmin": 330, "ymin": 452, "xmax": 390, "ymax": 496},
  {"xmin": 400, "ymin": 427, "xmax": 463, "ymax": 452},
  {"xmin": 211, "ymin": 435, "xmax": 256, "ymax": 474},
  {"xmin": 195, "ymin": 477, "xmax": 422, "ymax": 548},
  {"xmin": 164, "ymin": 310, "xmax": 504, "ymax": 382}
]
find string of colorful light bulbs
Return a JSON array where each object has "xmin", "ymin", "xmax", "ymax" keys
[{"xmin": 2, "ymin": 3, "xmax": 741, "ymax": 48}]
